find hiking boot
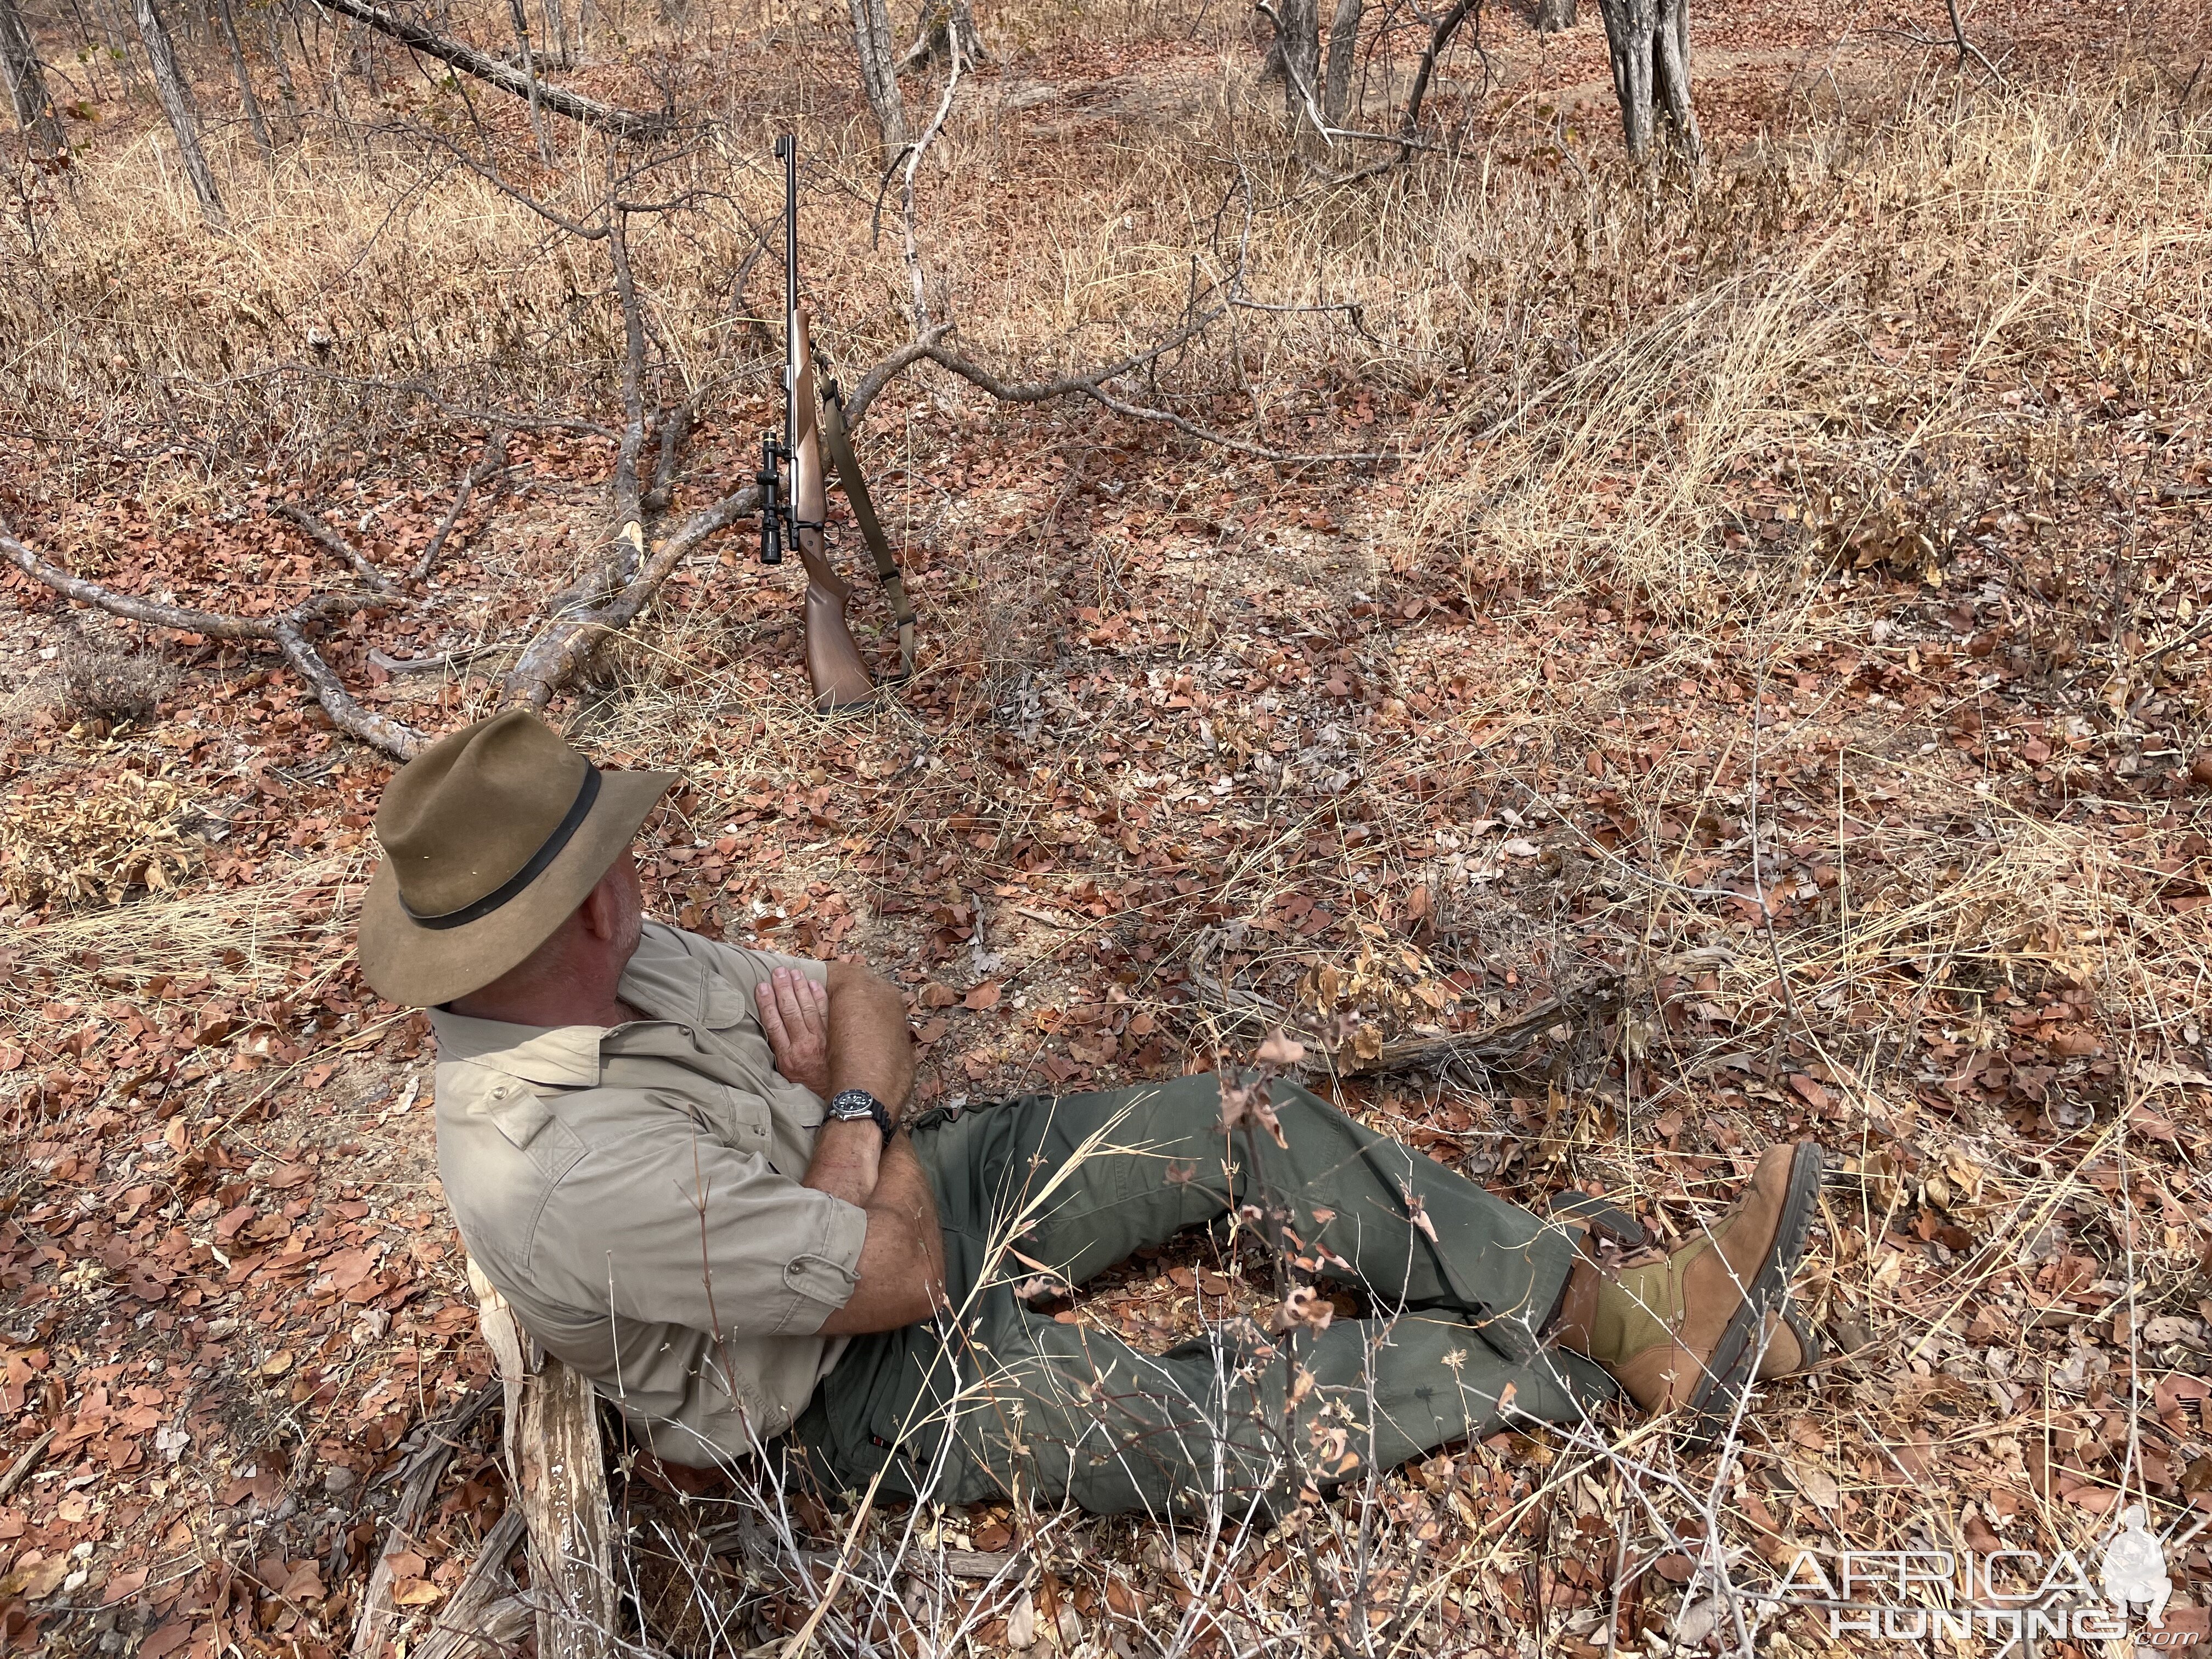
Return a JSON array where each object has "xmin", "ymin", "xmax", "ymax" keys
[
  {"xmin": 1549, "ymin": 1142, "xmax": 1822, "ymax": 1446},
  {"xmin": 1754, "ymin": 1303, "xmax": 1821, "ymax": 1381}
]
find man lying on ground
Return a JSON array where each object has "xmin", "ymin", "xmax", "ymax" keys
[{"xmin": 358, "ymin": 712, "xmax": 1822, "ymax": 1515}]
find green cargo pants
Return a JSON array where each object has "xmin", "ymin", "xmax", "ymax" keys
[{"xmin": 792, "ymin": 1074, "xmax": 1613, "ymax": 1517}]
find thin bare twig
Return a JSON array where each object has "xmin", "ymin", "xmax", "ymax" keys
[
  {"xmin": 411, "ymin": 429, "xmax": 512, "ymax": 583},
  {"xmin": 277, "ymin": 503, "xmax": 398, "ymax": 594},
  {"xmin": 898, "ymin": 32, "xmax": 969, "ymax": 331},
  {"xmin": 1746, "ymin": 663, "xmax": 1805, "ymax": 1034}
]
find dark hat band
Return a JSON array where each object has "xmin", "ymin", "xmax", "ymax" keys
[{"xmin": 399, "ymin": 765, "xmax": 602, "ymax": 930}]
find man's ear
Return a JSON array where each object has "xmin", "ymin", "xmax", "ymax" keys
[{"xmin": 578, "ymin": 864, "xmax": 624, "ymax": 940}]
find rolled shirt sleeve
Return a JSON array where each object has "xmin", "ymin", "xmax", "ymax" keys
[{"xmin": 529, "ymin": 1099, "xmax": 868, "ymax": 1338}]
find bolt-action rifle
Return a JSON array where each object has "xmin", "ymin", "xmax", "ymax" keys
[{"xmin": 757, "ymin": 135, "xmax": 916, "ymax": 713}]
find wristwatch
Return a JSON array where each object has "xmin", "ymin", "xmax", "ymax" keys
[{"xmin": 827, "ymin": 1088, "xmax": 896, "ymax": 1147}]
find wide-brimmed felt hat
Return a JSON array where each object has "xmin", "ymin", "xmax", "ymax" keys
[{"xmin": 358, "ymin": 711, "xmax": 675, "ymax": 1008}]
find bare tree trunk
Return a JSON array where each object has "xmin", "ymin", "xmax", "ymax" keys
[
  {"xmin": 264, "ymin": 6, "xmax": 301, "ymax": 136},
  {"xmin": 1400, "ymin": 0, "xmax": 1475, "ymax": 148},
  {"xmin": 132, "ymin": 0, "xmax": 225, "ymax": 227},
  {"xmin": 1536, "ymin": 0, "xmax": 1574, "ymax": 32},
  {"xmin": 1594, "ymin": 0, "xmax": 1697, "ymax": 162},
  {"xmin": 848, "ymin": 0, "xmax": 905, "ymax": 162},
  {"xmin": 506, "ymin": 0, "xmax": 553, "ymax": 163},
  {"xmin": 95, "ymin": 0, "xmax": 143, "ymax": 94},
  {"xmin": 211, "ymin": 0, "xmax": 271, "ymax": 156},
  {"xmin": 541, "ymin": 0, "xmax": 568, "ymax": 66},
  {"xmin": 1, "ymin": 0, "xmax": 66, "ymax": 153},
  {"xmin": 1321, "ymin": 0, "xmax": 1361, "ymax": 127},
  {"xmin": 895, "ymin": 0, "xmax": 984, "ymax": 75},
  {"xmin": 1261, "ymin": 0, "xmax": 1321, "ymax": 127}
]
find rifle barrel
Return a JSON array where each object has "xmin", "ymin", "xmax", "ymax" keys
[
  {"xmin": 780, "ymin": 135, "xmax": 798, "ymax": 534},
  {"xmin": 761, "ymin": 134, "xmax": 799, "ymax": 566}
]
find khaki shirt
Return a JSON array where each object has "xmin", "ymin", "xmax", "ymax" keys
[{"xmin": 429, "ymin": 922, "xmax": 865, "ymax": 1463}]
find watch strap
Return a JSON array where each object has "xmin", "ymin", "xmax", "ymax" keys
[{"xmin": 829, "ymin": 1088, "xmax": 895, "ymax": 1147}]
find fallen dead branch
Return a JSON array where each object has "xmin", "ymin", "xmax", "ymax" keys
[
  {"xmin": 470, "ymin": 1258, "xmax": 614, "ymax": 1659},
  {"xmin": 278, "ymin": 504, "xmax": 399, "ymax": 594},
  {"xmin": 306, "ymin": 0, "xmax": 669, "ymax": 138},
  {"xmin": 0, "ymin": 524, "xmax": 427, "ymax": 757},
  {"xmin": 409, "ymin": 1507, "xmax": 528, "ymax": 1659},
  {"xmin": 1350, "ymin": 976, "xmax": 1626, "ymax": 1079},
  {"xmin": 0, "ymin": 1429, "xmax": 54, "ymax": 1503},
  {"xmin": 352, "ymin": 1384, "xmax": 499, "ymax": 1659},
  {"xmin": 496, "ymin": 483, "xmax": 760, "ymax": 713},
  {"xmin": 511, "ymin": 1359, "xmax": 616, "ymax": 1659},
  {"xmin": 5, "ymin": 64, "xmax": 1402, "ymax": 764},
  {"xmin": 414, "ymin": 430, "xmax": 512, "ymax": 584}
]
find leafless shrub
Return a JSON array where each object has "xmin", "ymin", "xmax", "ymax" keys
[{"xmin": 53, "ymin": 640, "xmax": 178, "ymax": 727}]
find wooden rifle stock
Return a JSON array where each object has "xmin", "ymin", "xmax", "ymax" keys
[{"xmin": 788, "ymin": 311, "xmax": 876, "ymax": 712}]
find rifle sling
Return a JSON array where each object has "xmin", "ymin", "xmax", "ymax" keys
[{"xmin": 818, "ymin": 390, "xmax": 916, "ymax": 683}]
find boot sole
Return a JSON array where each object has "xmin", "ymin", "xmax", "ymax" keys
[
  {"xmin": 1780, "ymin": 1303, "xmax": 1821, "ymax": 1369},
  {"xmin": 1679, "ymin": 1142, "xmax": 1823, "ymax": 1449}
]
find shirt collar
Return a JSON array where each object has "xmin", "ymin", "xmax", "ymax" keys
[
  {"xmin": 616, "ymin": 922, "xmax": 712, "ymax": 1027},
  {"xmin": 425, "ymin": 923, "xmax": 713, "ymax": 1086}
]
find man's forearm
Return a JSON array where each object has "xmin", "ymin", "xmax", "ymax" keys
[
  {"xmin": 825, "ymin": 961, "xmax": 915, "ymax": 1114},
  {"xmin": 803, "ymin": 1118, "xmax": 884, "ymax": 1210},
  {"xmin": 797, "ymin": 960, "xmax": 940, "ymax": 1334},
  {"xmin": 803, "ymin": 962, "xmax": 915, "ymax": 1210},
  {"xmin": 814, "ymin": 1132, "xmax": 947, "ymax": 1335},
  {"xmin": 869, "ymin": 1136, "xmax": 946, "ymax": 1298}
]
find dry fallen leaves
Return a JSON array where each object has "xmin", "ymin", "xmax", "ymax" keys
[
  {"xmin": 1274, "ymin": 1285, "xmax": 1335, "ymax": 1334},
  {"xmin": 4, "ymin": 19, "xmax": 2211, "ymax": 1659},
  {"xmin": 1218, "ymin": 1072, "xmax": 1286, "ymax": 1148}
]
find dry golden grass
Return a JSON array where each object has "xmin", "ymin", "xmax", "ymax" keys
[{"xmin": 1420, "ymin": 76, "xmax": 2212, "ymax": 618}]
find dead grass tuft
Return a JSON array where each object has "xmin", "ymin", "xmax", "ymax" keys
[
  {"xmin": 1418, "ymin": 73, "xmax": 2212, "ymax": 627},
  {"xmin": 0, "ymin": 765, "xmax": 201, "ymax": 909}
]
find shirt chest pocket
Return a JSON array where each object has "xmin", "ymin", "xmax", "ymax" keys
[{"xmin": 701, "ymin": 1084, "xmax": 773, "ymax": 1155}]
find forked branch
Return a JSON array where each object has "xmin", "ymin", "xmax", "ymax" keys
[
  {"xmin": 1943, "ymin": 0, "xmax": 2008, "ymax": 87},
  {"xmin": 1, "ymin": 526, "xmax": 431, "ymax": 757},
  {"xmin": 497, "ymin": 483, "xmax": 762, "ymax": 713},
  {"xmin": 415, "ymin": 430, "xmax": 512, "ymax": 582}
]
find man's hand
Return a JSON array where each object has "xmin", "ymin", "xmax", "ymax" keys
[{"xmin": 757, "ymin": 967, "xmax": 831, "ymax": 1096}]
